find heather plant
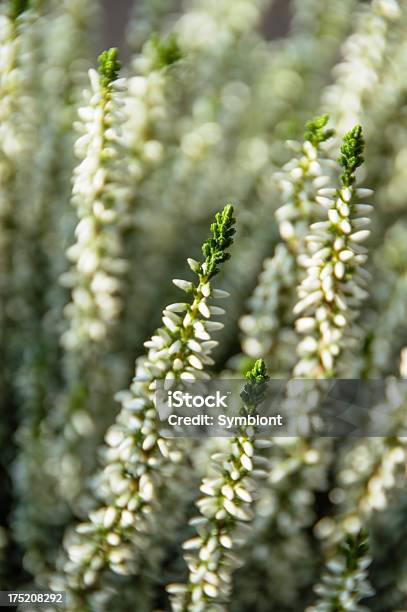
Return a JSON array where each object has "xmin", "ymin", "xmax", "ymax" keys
[
  {"xmin": 240, "ymin": 114, "xmax": 335, "ymax": 374},
  {"xmin": 294, "ymin": 124, "xmax": 372, "ymax": 378},
  {"xmin": 52, "ymin": 205, "xmax": 236, "ymax": 610},
  {"xmin": 1, "ymin": 1, "xmax": 407, "ymax": 610},
  {"xmin": 168, "ymin": 360, "xmax": 270, "ymax": 611}
]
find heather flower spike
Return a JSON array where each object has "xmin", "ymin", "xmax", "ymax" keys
[
  {"xmin": 61, "ymin": 47, "xmax": 131, "ymax": 349},
  {"xmin": 54, "ymin": 206, "xmax": 236, "ymax": 608},
  {"xmin": 168, "ymin": 360, "xmax": 270, "ymax": 611},
  {"xmin": 0, "ymin": 0, "xmax": 39, "ymax": 412},
  {"xmin": 240, "ymin": 114, "xmax": 335, "ymax": 369},
  {"xmin": 294, "ymin": 124, "xmax": 373, "ymax": 378},
  {"xmin": 307, "ymin": 529, "xmax": 374, "ymax": 611},
  {"xmin": 322, "ymin": 0, "xmax": 401, "ymax": 132}
]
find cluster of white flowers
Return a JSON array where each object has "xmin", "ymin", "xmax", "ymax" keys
[
  {"xmin": 333, "ymin": 379, "xmax": 407, "ymax": 530},
  {"xmin": 307, "ymin": 530, "xmax": 374, "ymax": 612},
  {"xmin": 0, "ymin": 2, "xmax": 37, "ymax": 375},
  {"xmin": 61, "ymin": 50, "xmax": 130, "ymax": 350},
  {"xmin": 168, "ymin": 360, "xmax": 270, "ymax": 612},
  {"xmin": 168, "ymin": 0, "xmax": 265, "ymax": 169},
  {"xmin": 7, "ymin": 0, "xmax": 108, "ymax": 583},
  {"xmin": 291, "ymin": 0, "xmax": 357, "ymax": 39},
  {"xmin": 123, "ymin": 34, "xmax": 182, "ymax": 178},
  {"xmin": 369, "ymin": 26, "xmax": 407, "ymax": 212},
  {"xmin": 168, "ymin": 439, "xmax": 262, "ymax": 611},
  {"xmin": 311, "ymin": 352, "xmax": 407, "ymax": 573},
  {"xmin": 294, "ymin": 127, "xmax": 373, "ymax": 377},
  {"xmin": 48, "ymin": 33, "xmax": 183, "ymax": 508},
  {"xmin": 0, "ymin": 4, "xmax": 33, "ymax": 163},
  {"xmin": 322, "ymin": 0, "xmax": 402, "ymax": 133},
  {"xmin": 367, "ymin": 22, "xmax": 407, "ymax": 214},
  {"xmin": 250, "ymin": 0, "xmax": 356, "ymax": 170},
  {"xmin": 240, "ymin": 243, "xmax": 297, "ymax": 366},
  {"xmin": 363, "ymin": 221, "xmax": 407, "ymax": 376},
  {"xmin": 235, "ymin": 124, "xmax": 345, "ymax": 605},
  {"xmin": 234, "ymin": 128, "xmax": 371, "ymax": 607},
  {"xmin": 127, "ymin": 0, "xmax": 180, "ymax": 51},
  {"xmin": 4, "ymin": 0, "xmax": 407, "ymax": 608},
  {"xmin": 340, "ymin": 438, "xmax": 406, "ymax": 521},
  {"xmin": 119, "ymin": 0, "xmax": 356, "ymax": 365},
  {"xmin": 51, "ymin": 206, "xmax": 235, "ymax": 608},
  {"xmin": 274, "ymin": 140, "xmax": 334, "ymax": 250},
  {"xmin": 213, "ymin": 0, "xmax": 362, "ymax": 349},
  {"xmin": 240, "ymin": 119, "xmax": 334, "ymax": 372},
  {"xmin": 230, "ymin": 436, "xmax": 332, "ymax": 610},
  {"xmin": 175, "ymin": 0, "xmax": 265, "ymax": 55},
  {"xmin": 10, "ymin": 32, "xmax": 187, "ymax": 585}
]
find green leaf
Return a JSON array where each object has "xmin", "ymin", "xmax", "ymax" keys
[
  {"xmin": 98, "ymin": 48, "xmax": 121, "ymax": 89},
  {"xmin": 338, "ymin": 124, "xmax": 365, "ymax": 187},
  {"xmin": 201, "ymin": 204, "xmax": 236, "ymax": 280},
  {"xmin": 304, "ymin": 114, "xmax": 335, "ymax": 147}
]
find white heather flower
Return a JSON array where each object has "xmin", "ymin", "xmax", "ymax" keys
[
  {"xmin": 122, "ymin": 31, "xmax": 184, "ymax": 186},
  {"xmin": 61, "ymin": 48, "xmax": 130, "ymax": 350},
  {"xmin": 0, "ymin": 5, "xmax": 35, "ymax": 159},
  {"xmin": 322, "ymin": 0, "xmax": 401, "ymax": 132},
  {"xmin": 307, "ymin": 530, "xmax": 374, "ymax": 612},
  {"xmin": 56, "ymin": 206, "xmax": 236, "ymax": 607},
  {"xmin": 361, "ymin": 222, "xmax": 407, "ymax": 376},
  {"xmin": 311, "ymin": 364, "xmax": 407, "ymax": 589},
  {"xmin": 294, "ymin": 126, "xmax": 372, "ymax": 378},
  {"xmin": 174, "ymin": 0, "xmax": 265, "ymax": 54},
  {"xmin": 231, "ymin": 435, "xmax": 332, "ymax": 610},
  {"xmin": 240, "ymin": 243, "xmax": 300, "ymax": 375},
  {"xmin": 335, "ymin": 367, "xmax": 407, "ymax": 525},
  {"xmin": 0, "ymin": 2, "xmax": 38, "ymax": 368},
  {"xmin": 168, "ymin": 360, "xmax": 269, "ymax": 612},
  {"xmin": 8, "ymin": 0, "xmax": 109, "ymax": 581},
  {"xmin": 240, "ymin": 116, "xmax": 334, "ymax": 373}
]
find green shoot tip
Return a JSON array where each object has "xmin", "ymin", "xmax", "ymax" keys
[
  {"xmin": 201, "ymin": 204, "xmax": 236, "ymax": 280},
  {"xmin": 98, "ymin": 48, "xmax": 121, "ymax": 89},
  {"xmin": 240, "ymin": 359, "xmax": 269, "ymax": 409},
  {"xmin": 338, "ymin": 124, "xmax": 365, "ymax": 187},
  {"xmin": 149, "ymin": 33, "xmax": 183, "ymax": 69},
  {"xmin": 304, "ymin": 114, "xmax": 335, "ymax": 147}
]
